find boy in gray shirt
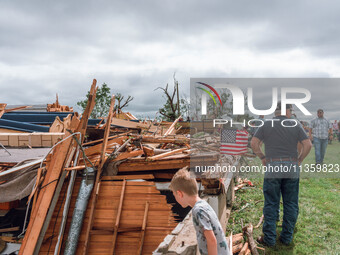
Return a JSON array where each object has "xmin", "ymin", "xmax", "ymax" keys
[{"xmin": 170, "ymin": 168, "xmax": 229, "ymax": 255}]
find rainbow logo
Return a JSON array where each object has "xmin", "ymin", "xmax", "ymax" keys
[{"xmin": 196, "ymin": 82, "xmax": 223, "ymax": 107}]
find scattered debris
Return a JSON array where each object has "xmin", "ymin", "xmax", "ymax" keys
[
  {"xmin": 242, "ymin": 224, "xmax": 259, "ymax": 255},
  {"xmin": 0, "ymin": 79, "xmax": 241, "ymax": 254}
]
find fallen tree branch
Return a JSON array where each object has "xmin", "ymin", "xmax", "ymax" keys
[
  {"xmin": 254, "ymin": 214, "xmax": 264, "ymax": 229},
  {"xmin": 242, "ymin": 224, "xmax": 259, "ymax": 255}
]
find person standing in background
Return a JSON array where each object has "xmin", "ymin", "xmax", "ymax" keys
[{"xmin": 309, "ymin": 109, "xmax": 333, "ymax": 165}]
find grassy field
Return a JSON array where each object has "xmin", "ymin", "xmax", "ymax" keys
[{"xmin": 226, "ymin": 140, "xmax": 340, "ymax": 254}]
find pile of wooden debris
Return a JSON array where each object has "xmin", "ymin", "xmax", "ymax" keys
[{"xmin": 0, "ymin": 79, "xmax": 241, "ymax": 255}]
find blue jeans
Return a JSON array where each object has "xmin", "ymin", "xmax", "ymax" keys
[
  {"xmin": 263, "ymin": 161, "xmax": 299, "ymax": 246},
  {"xmin": 313, "ymin": 137, "xmax": 328, "ymax": 164}
]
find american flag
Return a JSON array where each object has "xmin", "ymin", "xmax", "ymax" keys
[{"xmin": 220, "ymin": 128, "xmax": 248, "ymax": 155}]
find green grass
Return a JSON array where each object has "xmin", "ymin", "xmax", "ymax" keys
[{"xmin": 226, "ymin": 141, "xmax": 340, "ymax": 254}]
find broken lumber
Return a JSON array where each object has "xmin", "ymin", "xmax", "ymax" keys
[
  {"xmin": 147, "ymin": 148, "xmax": 186, "ymax": 161},
  {"xmin": 82, "ymin": 132, "xmax": 129, "ymax": 146},
  {"xmin": 141, "ymin": 136, "xmax": 189, "ymax": 144},
  {"xmin": 0, "ymin": 103, "xmax": 7, "ymax": 118},
  {"xmin": 114, "ymin": 150, "xmax": 143, "ymax": 161},
  {"xmin": 242, "ymin": 224, "xmax": 259, "ymax": 255},
  {"xmin": 19, "ymin": 116, "xmax": 79, "ymax": 255},
  {"xmin": 226, "ymin": 233, "xmax": 243, "ymax": 246},
  {"xmin": 49, "ymin": 116, "xmax": 64, "ymax": 133},
  {"xmin": 83, "ymin": 94, "xmax": 115, "ymax": 254},
  {"xmin": 0, "ymin": 226, "xmax": 20, "ymax": 233},
  {"xmin": 163, "ymin": 115, "xmax": 181, "ymax": 136},
  {"xmin": 245, "ymin": 248, "xmax": 251, "ymax": 255},
  {"xmin": 142, "ymin": 146, "xmax": 154, "ymax": 157},
  {"xmin": 101, "ymin": 174, "xmax": 154, "ymax": 181},
  {"xmin": 232, "ymin": 242, "xmax": 243, "ymax": 253},
  {"xmin": 239, "ymin": 242, "xmax": 249, "ymax": 255}
]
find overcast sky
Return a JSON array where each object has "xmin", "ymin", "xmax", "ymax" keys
[{"xmin": 1, "ymin": 0, "xmax": 340, "ymax": 119}]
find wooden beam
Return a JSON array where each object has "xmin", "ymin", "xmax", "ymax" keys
[
  {"xmin": 98, "ymin": 95, "xmax": 115, "ymax": 171},
  {"xmin": 141, "ymin": 136, "xmax": 189, "ymax": 144},
  {"xmin": 19, "ymin": 117, "xmax": 79, "ymax": 255},
  {"xmin": 0, "ymin": 226, "xmax": 20, "ymax": 233},
  {"xmin": 4, "ymin": 105, "xmax": 32, "ymax": 113},
  {"xmin": 111, "ymin": 117, "xmax": 149, "ymax": 129},
  {"xmin": 148, "ymin": 148, "xmax": 186, "ymax": 161},
  {"xmin": 83, "ymin": 136, "xmax": 127, "ymax": 157},
  {"xmin": 77, "ymin": 79, "xmax": 97, "ymax": 142},
  {"xmin": 118, "ymin": 158, "xmax": 190, "ymax": 172},
  {"xmin": 138, "ymin": 201, "xmax": 149, "ymax": 255},
  {"xmin": 0, "ymin": 236, "xmax": 23, "ymax": 243},
  {"xmin": 164, "ymin": 115, "xmax": 181, "ymax": 136},
  {"xmin": 82, "ymin": 132, "xmax": 129, "ymax": 146},
  {"xmin": 114, "ymin": 150, "xmax": 143, "ymax": 161},
  {"xmin": 110, "ymin": 179, "xmax": 126, "ymax": 254},
  {"xmin": 64, "ymin": 165, "xmax": 86, "ymax": 171},
  {"xmin": 143, "ymin": 146, "xmax": 154, "ymax": 157},
  {"xmin": 83, "ymin": 95, "xmax": 116, "ymax": 255},
  {"xmin": 101, "ymin": 174, "xmax": 154, "ymax": 180}
]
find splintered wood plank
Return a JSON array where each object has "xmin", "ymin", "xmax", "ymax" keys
[
  {"xmin": 138, "ymin": 201, "xmax": 149, "ymax": 255},
  {"xmin": 98, "ymin": 95, "xmax": 115, "ymax": 171},
  {"xmin": 110, "ymin": 179, "xmax": 126, "ymax": 254},
  {"xmin": 83, "ymin": 94, "xmax": 116, "ymax": 255},
  {"xmin": 0, "ymin": 103, "xmax": 6, "ymax": 118},
  {"xmin": 77, "ymin": 79, "xmax": 97, "ymax": 141},
  {"xmin": 39, "ymin": 176, "xmax": 177, "ymax": 255},
  {"xmin": 83, "ymin": 136, "xmax": 127, "ymax": 157},
  {"xmin": 19, "ymin": 116, "xmax": 79, "ymax": 255},
  {"xmin": 118, "ymin": 158, "xmax": 190, "ymax": 172},
  {"xmin": 82, "ymin": 133, "xmax": 129, "ymax": 146},
  {"xmin": 163, "ymin": 115, "xmax": 181, "ymax": 136},
  {"xmin": 141, "ymin": 136, "xmax": 189, "ymax": 144},
  {"xmin": 113, "ymin": 150, "xmax": 144, "ymax": 161},
  {"xmin": 148, "ymin": 148, "xmax": 186, "ymax": 161},
  {"xmin": 101, "ymin": 174, "xmax": 154, "ymax": 181}
]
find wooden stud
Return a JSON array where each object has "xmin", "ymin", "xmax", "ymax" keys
[
  {"xmin": 148, "ymin": 148, "xmax": 186, "ymax": 161},
  {"xmin": 138, "ymin": 201, "xmax": 149, "ymax": 255},
  {"xmin": 110, "ymin": 179, "xmax": 126, "ymax": 254}
]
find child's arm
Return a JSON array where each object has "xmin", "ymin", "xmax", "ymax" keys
[{"xmin": 204, "ymin": 230, "xmax": 218, "ymax": 255}]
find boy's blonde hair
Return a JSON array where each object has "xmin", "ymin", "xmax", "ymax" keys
[{"xmin": 170, "ymin": 167, "xmax": 198, "ymax": 196}]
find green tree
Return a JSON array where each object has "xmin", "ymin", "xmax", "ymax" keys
[{"xmin": 77, "ymin": 83, "xmax": 111, "ymax": 118}]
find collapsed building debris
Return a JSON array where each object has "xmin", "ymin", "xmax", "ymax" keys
[{"xmin": 0, "ymin": 79, "xmax": 244, "ymax": 254}]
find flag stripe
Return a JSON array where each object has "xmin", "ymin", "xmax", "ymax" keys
[
  {"xmin": 221, "ymin": 145, "xmax": 248, "ymax": 149},
  {"xmin": 221, "ymin": 149, "xmax": 248, "ymax": 153},
  {"xmin": 220, "ymin": 129, "xmax": 248, "ymax": 155}
]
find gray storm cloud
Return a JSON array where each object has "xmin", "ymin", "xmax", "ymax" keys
[{"xmin": 0, "ymin": 0, "xmax": 340, "ymax": 119}]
